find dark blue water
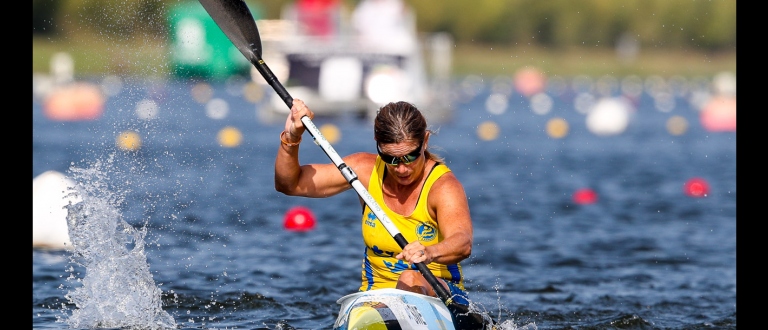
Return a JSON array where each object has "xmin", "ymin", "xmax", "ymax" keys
[{"xmin": 32, "ymin": 76, "xmax": 736, "ymax": 329}]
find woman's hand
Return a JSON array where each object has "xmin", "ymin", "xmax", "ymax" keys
[
  {"xmin": 284, "ymin": 99, "xmax": 314, "ymax": 141},
  {"xmin": 396, "ymin": 241, "xmax": 431, "ymax": 265}
]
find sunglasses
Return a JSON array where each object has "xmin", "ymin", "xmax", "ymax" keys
[{"xmin": 377, "ymin": 142, "xmax": 423, "ymax": 166}]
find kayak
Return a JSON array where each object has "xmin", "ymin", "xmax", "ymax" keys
[{"xmin": 333, "ymin": 288, "xmax": 455, "ymax": 330}]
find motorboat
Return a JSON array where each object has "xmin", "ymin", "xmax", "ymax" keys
[{"xmin": 251, "ymin": 1, "xmax": 454, "ymax": 123}]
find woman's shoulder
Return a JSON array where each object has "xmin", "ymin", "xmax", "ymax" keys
[
  {"xmin": 426, "ymin": 166, "xmax": 467, "ymax": 211},
  {"xmin": 429, "ymin": 165, "xmax": 464, "ymax": 194},
  {"xmin": 345, "ymin": 152, "xmax": 377, "ymax": 167},
  {"xmin": 344, "ymin": 152, "xmax": 378, "ymax": 180}
]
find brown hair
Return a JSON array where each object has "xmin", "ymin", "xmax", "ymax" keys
[{"xmin": 373, "ymin": 101, "xmax": 443, "ymax": 162}]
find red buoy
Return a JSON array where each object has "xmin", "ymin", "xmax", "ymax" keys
[
  {"xmin": 283, "ymin": 206, "xmax": 316, "ymax": 231},
  {"xmin": 573, "ymin": 188, "xmax": 598, "ymax": 204},
  {"xmin": 684, "ymin": 177, "xmax": 710, "ymax": 198},
  {"xmin": 700, "ymin": 96, "xmax": 736, "ymax": 132},
  {"xmin": 43, "ymin": 82, "xmax": 105, "ymax": 121}
]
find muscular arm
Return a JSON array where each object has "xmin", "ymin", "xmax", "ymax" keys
[
  {"xmin": 424, "ymin": 173, "xmax": 473, "ymax": 265},
  {"xmin": 274, "ymin": 99, "xmax": 376, "ymax": 197},
  {"xmin": 275, "ymin": 151, "xmax": 375, "ymax": 198}
]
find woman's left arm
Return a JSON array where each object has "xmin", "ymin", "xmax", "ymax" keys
[{"xmin": 425, "ymin": 172, "xmax": 473, "ymax": 264}]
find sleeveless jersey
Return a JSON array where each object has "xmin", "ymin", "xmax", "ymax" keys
[{"xmin": 359, "ymin": 156, "xmax": 465, "ymax": 291}]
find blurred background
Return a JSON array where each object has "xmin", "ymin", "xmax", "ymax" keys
[
  {"xmin": 32, "ymin": 0, "xmax": 736, "ymax": 127},
  {"xmin": 32, "ymin": 0, "xmax": 735, "ymax": 78}
]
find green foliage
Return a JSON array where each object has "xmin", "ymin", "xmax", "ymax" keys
[
  {"xmin": 32, "ymin": 0, "xmax": 735, "ymax": 78},
  {"xmin": 32, "ymin": 0, "xmax": 62, "ymax": 34},
  {"xmin": 32, "ymin": 0, "xmax": 735, "ymax": 51},
  {"xmin": 418, "ymin": 0, "xmax": 734, "ymax": 50}
]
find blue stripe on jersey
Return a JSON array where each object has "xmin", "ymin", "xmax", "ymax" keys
[
  {"xmin": 364, "ymin": 246, "xmax": 374, "ymax": 291},
  {"xmin": 447, "ymin": 263, "xmax": 462, "ymax": 283}
]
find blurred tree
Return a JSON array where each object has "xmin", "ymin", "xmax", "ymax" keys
[
  {"xmin": 57, "ymin": 0, "xmax": 168, "ymax": 38},
  {"xmin": 32, "ymin": 0, "xmax": 62, "ymax": 35},
  {"xmin": 698, "ymin": 0, "xmax": 737, "ymax": 50},
  {"xmin": 32, "ymin": 0, "xmax": 735, "ymax": 51}
]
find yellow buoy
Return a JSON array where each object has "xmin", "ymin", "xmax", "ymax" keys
[
  {"xmin": 477, "ymin": 121, "xmax": 500, "ymax": 141},
  {"xmin": 666, "ymin": 115, "xmax": 688, "ymax": 136},
  {"xmin": 117, "ymin": 130, "xmax": 142, "ymax": 151},
  {"xmin": 320, "ymin": 124, "xmax": 341, "ymax": 144},
  {"xmin": 191, "ymin": 82, "xmax": 214, "ymax": 104},
  {"xmin": 218, "ymin": 126, "xmax": 243, "ymax": 148},
  {"xmin": 546, "ymin": 117, "xmax": 569, "ymax": 139},
  {"xmin": 242, "ymin": 82, "xmax": 264, "ymax": 103}
]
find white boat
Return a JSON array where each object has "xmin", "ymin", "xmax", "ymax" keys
[
  {"xmin": 333, "ymin": 288, "xmax": 456, "ymax": 330},
  {"xmin": 251, "ymin": 1, "xmax": 454, "ymax": 124}
]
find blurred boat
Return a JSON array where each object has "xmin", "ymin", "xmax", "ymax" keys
[{"xmin": 252, "ymin": 1, "xmax": 454, "ymax": 123}]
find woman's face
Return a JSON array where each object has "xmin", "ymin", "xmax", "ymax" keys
[{"xmin": 377, "ymin": 139, "xmax": 425, "ymax": 186}]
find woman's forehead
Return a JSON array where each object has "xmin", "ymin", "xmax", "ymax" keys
[{"xmin": 378, "ymin": 140, "xmax": 420, "ymax": 154}]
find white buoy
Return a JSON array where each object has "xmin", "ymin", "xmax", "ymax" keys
[
  {"xmin": 586, "ymin": 97, "xmax": 633, "ymax": 136},
  {"xmin": 32, "ymin": 170, "xmax": 81, "ymax": 249}
]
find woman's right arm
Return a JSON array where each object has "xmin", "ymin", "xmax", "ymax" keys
[{"xmin": 274, "ymin": 99, "xmax": 374, "ymax": 197}]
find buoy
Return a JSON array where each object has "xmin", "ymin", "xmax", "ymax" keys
[
  {"xmin": 530, "ymin": 92, "xmax": 553, "ymax": 115},
  {"xmin": 135, "ymin": 98, "xmax": 159, "ymax": 120},
  {"xmin": 700, "ymin": 96, "xmax": 736, "ymax": 132},
  {"xmin": 484, "ymin": 93, "xmax": 508, "ymax": 114},
  {"xmin": 242, "ymin": 81, "xmax": 264, "ymax": 103},
  {"xmin": 514, "ymin": 67, "xmax": 546, "ymax": 97},
  {"xmin": 33, "ymin": 170, "xmax": 81, "ymax": 249},
  {"xmin": 218, "ymin": 126, "xmax": 243, "ymax": 148},
  {"xmin": 712, "ymin": 71, "xmax": 736, "ymax": 96},
  {"xmin": 666, "ymin": 115, "xmax": 688, "ymax": 136},
  {"xmin": 586, "ymin": 97, "xmax": 633, "ymax": 136},
  {"xmin": 206, "ymin": 98, "xmax": 230, "ymax": 119},
  {"xmin": 477, "ymin": 121, "xmax": 500, "ymax": 141},
  {"xmin": 684, "ymin": 177, "xmax": 710, "ymax": 198},
  {"xmin": 117, "ymin": 130, "xmax": 142, "ymax": 151},
  {"xmin": 43, "ymin": 82, "xmax": 105, "ymax": 121},
  {"xmin": 283, "ymin": 206, "xmax": 317, "ymax": 231},
  {"xmin": 573, "ymin": 188, "xmax": 598, "ymax": 204},
  {"xmin": 320, "ymin": 124, "xmax": 341, "ymax": 144},
  {"xmin": 546, "ymin": 117, "xmax": 569, "ymax": 139},
  {"xmin": 191, "ymin": 82, "xmax": 214, "ymax": 104}
]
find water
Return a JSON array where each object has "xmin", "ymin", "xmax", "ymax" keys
[{"xmin": 32, "ymin": 77, "xmax": 736, "ymax": 329}]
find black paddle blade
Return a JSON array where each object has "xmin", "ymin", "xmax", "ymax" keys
[
  {"xmin": 448, "ymin": 302, "xmax": 497, "ymax": 330},
  {"xmin": 198, "ymin": 0, "xmax": 262, "ymax": 60}
]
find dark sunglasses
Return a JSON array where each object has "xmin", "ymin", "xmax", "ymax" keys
[{"xmin": 377, "ymin": 142, "xmax": 423, "ymax": 166}]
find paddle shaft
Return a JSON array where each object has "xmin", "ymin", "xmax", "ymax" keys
[{"xmin": 198, "ymin": 1, "xmax": 493, "ymax": 328}]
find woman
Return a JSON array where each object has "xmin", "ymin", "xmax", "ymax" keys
[{"xmin": 274, "ymin": 99, "xmax": 473, "ymax": 305}]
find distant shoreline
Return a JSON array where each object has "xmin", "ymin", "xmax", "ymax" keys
[
  {"xmin": 451, "ymin": 44, "xmax": 735, "ymax": 78},
  {"xmin": 33, "ymin": 37, "xmax": 735, "ymax": 79}
]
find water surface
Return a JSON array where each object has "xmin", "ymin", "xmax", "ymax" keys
[{"xmin": 32, "ymin": 77, "xmax": 736, "ymax": 329}]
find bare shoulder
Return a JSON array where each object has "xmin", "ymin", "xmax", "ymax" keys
[
  {"xmin": 343, "ymin": 152, "xmax": 377, "ymax": 186},
  {"xmin": 432, "ymin": 171, "xmax": 466, "ymax": 193},
  {"xmin": 427, "ymin": 172, "xmax": 468, "ymax": 209},
  {"xmin": 344, "ymin": 152, "xmax": 376, "ymax": 170},
  {"xmin": 427, "ymin": 168, "xmax": 471, "ymax": 225}
]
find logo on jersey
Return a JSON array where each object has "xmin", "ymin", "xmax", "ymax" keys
[
  {"xmin": 365, "ymin": 212, "xmax": 377, "ymax": 228},
  {"xmin": 370, "ymin": 245, "xmax": 394, "ymax": 257},
  {"xmin": 416, "ymin": 223, "xmax": 436, "ymax": 241},
  {"xmin": 383, "ymin": 259, "xmax": 413, "ymax": 273}
]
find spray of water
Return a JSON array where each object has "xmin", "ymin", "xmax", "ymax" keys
[{"xmin": 61, "ymin": 157, "xmax": 176, "ymax": 329}]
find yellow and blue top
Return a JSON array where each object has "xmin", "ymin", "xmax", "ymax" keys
[{"xmin": 359, "ymin": 156, "xmax": 465, "ymax": 291}]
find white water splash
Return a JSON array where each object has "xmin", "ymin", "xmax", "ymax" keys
[{"xmin": 61, "ymin": 158, "xmax": 176, "ymax": 329}]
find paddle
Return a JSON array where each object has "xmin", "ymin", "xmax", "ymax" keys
[{"xmin": 197, "ymin": 1, "xmax": 495, "ymax": 328}]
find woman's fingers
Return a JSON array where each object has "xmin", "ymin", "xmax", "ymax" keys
[{"xmin": 396, "ymin": 244, "xmax": 428, "ymax": 263}]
